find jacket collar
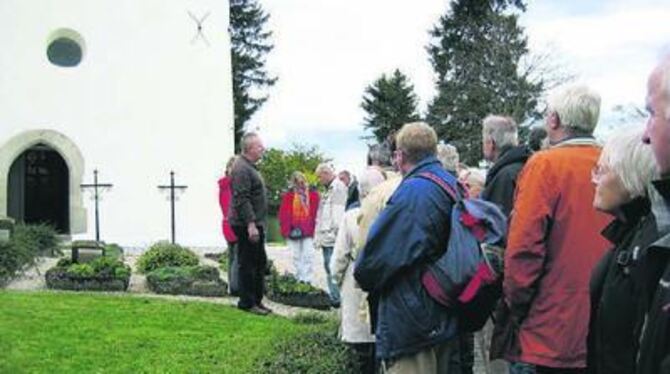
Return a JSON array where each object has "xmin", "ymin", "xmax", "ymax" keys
[
  {"xmin": 240, "ymin": 155, "xmax": 258, "ymax": 169},
  {"xmin": 601, "ymin": 196, "xmax": 651, "ymax": 244},
  {"xmin": 485, "ymin": 145, "xmax": 531, "ymax": 185},
  {"xmin": 551, "ymin": 135, "xmax": 600, "ymax": 148},
  {"xmin": 649, "ymin": 175, "xmax": 670, "ymax": 251},
  {"xmin": 403, "ymin": 156, "xmax": 442, "ymax": 180}
]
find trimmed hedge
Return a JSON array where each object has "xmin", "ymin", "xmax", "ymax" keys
[
  {"xmin": 136, "ymin": 242, "xmax": 199, "ymax": 274},
  {"xmin": 265, "ymin": 268, "xmax": 331, "ymax": 310},
  {"xmin": 146, "ymin": 265, "xmax": 227, "ymax": 297},
  {"xmin": 257, "ymin": 325, "xmax": 359, "ymax": 373},
  {"xmin": 45, "ymin": 256, "xmax": 131, "ymax": 292}
]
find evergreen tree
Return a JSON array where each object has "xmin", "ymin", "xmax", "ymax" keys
[
  {"xmin": 361, "ymin": 69, "xmax": 420, "ymax": 143},
  {"xmin": 229, "ymin": 0, "xmax": 277, "ymax": 152},
  {"xmin": 426, "ymin": 0, "xmax": 541, "ymax": 165}
]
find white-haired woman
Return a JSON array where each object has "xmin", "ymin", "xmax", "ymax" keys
[
  {"xmin": 331, "ymin": 167, "xmax": 386, "ymax": 374},
  {"xmin": 588, "ymin": 129, "xmax": 660, "ymax": 374}
]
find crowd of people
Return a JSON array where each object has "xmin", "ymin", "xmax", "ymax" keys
[{"xmin": 217, "ymin": 56, "xmax": 670, "ymax": 374}]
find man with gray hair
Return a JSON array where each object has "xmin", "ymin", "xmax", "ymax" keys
[
  {"xmin": 355, "ymin": 122, "xmax": 461, "ymax": 373},
  {"xmin": 229, "ymin": 132, "xmax": 270, "ymax": 315},
  {"xmin": 638, "ymin": 55, "xmax": 670, "ymax": 374},
  {"xmin": 480, "ymin": 115, "xmax": 532, "ymax": 217},
  {"xmin": 314, "ymin": 163, "xmax": 348, "ymax": 307},
  {"xmin": 492, "ymin": 85, "xmax": 612, "ymax": 373}
]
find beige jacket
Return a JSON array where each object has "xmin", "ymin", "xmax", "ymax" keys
[
  {"xmin": 331, "ymin": 207, "xmax": 375, "ymax": 343},
  {"xmin": 314, "ymin": 177, "xmax": 348, "ymax": 248},
  {"xmin": 356, "ymin": 171, "xmax": 401, "ymax": 251}
]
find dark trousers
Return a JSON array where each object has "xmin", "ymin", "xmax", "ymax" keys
[
  {"xmin": 232, "ymin": 225, "xmax": 267, "ymax": 309},
  {"xmin": 350, "ymin": 342, "xmax": 376, "ymax": 374}
]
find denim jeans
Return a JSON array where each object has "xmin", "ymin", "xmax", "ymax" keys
[{"xmin": 321, "ymin": 246, "xmax": 341, "ymax": 304}]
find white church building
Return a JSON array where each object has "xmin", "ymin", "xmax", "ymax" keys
[{"xmin": 0, "ymin": 0, "xmax": 234, "ymax": 247}]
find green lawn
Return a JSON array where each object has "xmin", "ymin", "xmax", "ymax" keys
[{"xmin": 0, "ymin": 291, "xmax": 314, "ymax": 373}]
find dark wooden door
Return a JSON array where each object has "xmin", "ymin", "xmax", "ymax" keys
[{"xmin": 8, "ymin": 147, "xmax": 69, "ymax": 233}]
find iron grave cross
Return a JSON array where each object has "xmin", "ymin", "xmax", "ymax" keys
[
  {"xmin": 80, "ymin": 169, "xmax": 113, "ymax": 243},
  {"xmin": 158, "ymin": 171, "xmax": 188, "ymax": 244}
]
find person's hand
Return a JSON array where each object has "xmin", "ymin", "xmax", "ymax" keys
[{"xmin": 248, "ymin": 222, "xmax": 260, "ymax": 243}]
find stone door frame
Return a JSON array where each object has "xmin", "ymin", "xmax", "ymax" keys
[{"xmin": 0, "ymin": 129, "xmax": 86, "ymax": 234}]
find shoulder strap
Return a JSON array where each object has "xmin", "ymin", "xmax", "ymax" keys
[{"xmin": 416, "ymin": 172, "xmax": 463, "ymax": 202}]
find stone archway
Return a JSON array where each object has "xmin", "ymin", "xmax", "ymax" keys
[{"xmin": 0, "ymin": 130, "xmax": 86, "ymax": 234}]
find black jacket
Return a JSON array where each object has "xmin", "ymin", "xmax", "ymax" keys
[
  {"xmin": 637, "ymin": 177, "xmax": 670, "ymax": 374},
  {"xmin": 480, "ymin": 145, "xmax": 532, "ymax": 217},
  {"xmin": 229, "ymin": 156, "xmax": 268, "ymax": 228},
  {"xmin": 587, "ymin": 197, "xmax": 658, "ymax": 374}
]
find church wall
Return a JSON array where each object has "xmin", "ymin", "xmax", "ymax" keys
[{"xmin": 0, "ymin": 0, "xmax": 235, "ymax": 246}]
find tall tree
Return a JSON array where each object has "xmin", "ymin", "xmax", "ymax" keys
[
  {"xmin": 229, "ymin": 0, "xmax": 277, "ymax": 152},
  {"xmin": 426, "ymin": 0, "xmax": 541, "ymax": 165},
  {"xmin": 361, "ymin": 69, "xmax": 420, "ymax": 143}
]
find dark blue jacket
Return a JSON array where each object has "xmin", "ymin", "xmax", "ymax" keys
[{"xmin": 354, "ymin": 156, "xmax": 458, "ymax": 359}]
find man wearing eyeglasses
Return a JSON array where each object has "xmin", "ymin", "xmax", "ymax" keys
[
  {"xmin": 638, "ymin": 55, "xmax": 670, "ymax": 374},
  {"xmin": 493, "ymin": 85, "xmax": 612, "ymax": 374}
]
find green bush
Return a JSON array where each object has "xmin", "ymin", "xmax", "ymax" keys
[
  {"xmin": 0, "ymin": 242, "xmax": 21, "ymax": 285},
  {"xmin": 267, "ymin": 267, "xmax": 325, "ymax": 295},
  {"xmin": 256, "ymin": 328, "xmax": 359, "ymax": 373},
  {"xmin": 104, "ymin": 243, "xmax": 124, "ymax": 260},
  {"xmin": 136, "ymin": 242, "xmax": 199, "ymax": 273},
  {"xmin": 46, "ymin": 256, "xmax": 131, "ymax": 292},
  {"xmin": 0, "ymin": 224, "xmax": 61, "ymax": 286},
  {"xmin": 146, "ymin": 265, "xmax": 227, "ymax": 297},
  {"xmin": 66, "ymin": 263, "xmax": 95, "ymax": 278},
  {"xmin": 12, "ymin": 223, "xmax": 61, "ymax": 256},
  {"xmin": 265, "ymin": 267, "xmax": 332, "ymax": 310}
]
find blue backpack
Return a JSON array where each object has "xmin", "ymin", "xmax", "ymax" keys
[{"xmin": 417, "ymin": 172, "xmax": 507, "ymax": 332}]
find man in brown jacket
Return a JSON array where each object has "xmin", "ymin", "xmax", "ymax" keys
[
  {"xmin": 497, "ymin": 85, "xmax": 612, "ymax": 373},
  {"xmin": 229, "ymin": 132, "xmax": 270, "ymax": 315}
]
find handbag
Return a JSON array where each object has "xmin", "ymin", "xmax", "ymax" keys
[{"xmin": 288, "ymin": 227, "xmax": 303, "ymax": 240}]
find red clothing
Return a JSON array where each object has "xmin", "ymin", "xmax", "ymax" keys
[
  {"xmin": 503, "ymin": 142, "xmax": 612, "ymax": 368},
  {"xmin": 218, "ymin": 176, "xmax": 237, "ymax": 243},
  {"xmin": 278, "ymin": 188, "xmax": 319, "ymax": 238}
]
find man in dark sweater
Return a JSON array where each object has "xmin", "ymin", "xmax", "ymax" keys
[
  {"xmin": 480, "ymin": 115, "xmax": 532, "ymax": 374},
  {"xmin": 229, "ymin": 132, "xmax": 270, "ymax": 316},
  {"xmin": 480, "ymin": 115, "xmax": 532, "ymax": 217}
]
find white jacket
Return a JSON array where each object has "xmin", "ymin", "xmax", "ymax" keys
[{"xmin": 314, "ymin": 177, "xmax": 347, "ymax": 248}]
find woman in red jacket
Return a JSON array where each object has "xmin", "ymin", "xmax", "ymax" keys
[
  {"xmin": 219, "ymin": 156, "xmax": 238, "ymax": 294},
  {"xmin": 218, "ymin": 156, "xmax": 238, "ymax": 245},
  {"xmin": 278, "ymin": 171, "xmax": 320, "ymax": 283}
]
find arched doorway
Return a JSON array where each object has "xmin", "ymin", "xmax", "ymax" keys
[{"xmin": 7, "ymin": 144, "xmax": 70, "ymax": 233}]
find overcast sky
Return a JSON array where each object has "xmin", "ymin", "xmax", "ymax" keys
[{"xmin": 249, "ymin": 0, "xmax": 670, "ymax": 175}]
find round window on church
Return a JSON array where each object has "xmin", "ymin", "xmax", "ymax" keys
[{"xmin": 46, "ymin": 29, "xmax": 85, "ymax": 68}]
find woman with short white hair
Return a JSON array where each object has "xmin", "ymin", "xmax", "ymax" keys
[
  {"xmin": 588, "ymin": 128, "xmax": 660, "ymax": 374},
  {"xmin": 331, "ymin": 167, "xmax": 386, "ymax": 374}
]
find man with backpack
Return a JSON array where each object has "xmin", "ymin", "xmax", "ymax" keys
[
  {"xmin": 495, "ymin": 85, "xmax": 612, "ymax": 373},
  {"xmin": 354, "ymin": 122, "xmax": 461, "ymax": 373}
]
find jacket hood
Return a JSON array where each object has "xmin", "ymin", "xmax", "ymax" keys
[{"xmin": 486, "ymin": 145, "xmax": 532, "ymax": 182}]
